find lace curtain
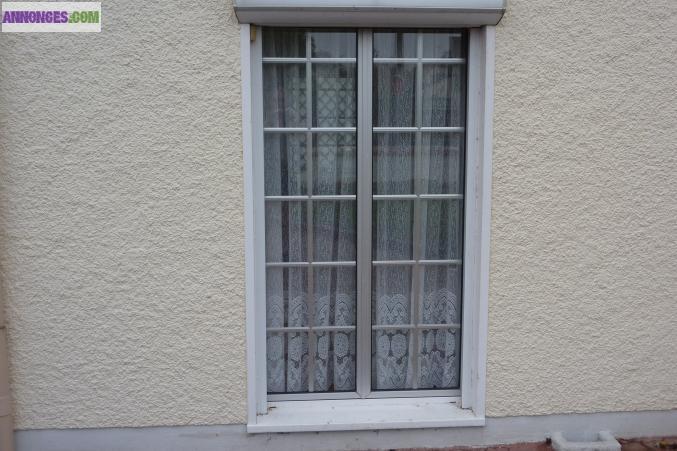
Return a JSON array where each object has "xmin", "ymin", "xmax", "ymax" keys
[
  {"xmin": 371, "ymin": 31, "xmax": 464, "ymax": 390},
  {"xmin": 262, "ymin": 29, "xmax": 464, "ymax": 394},
  {"xmin": 263, "ymin": 29, "xmax": 358, "ymax": 393}
]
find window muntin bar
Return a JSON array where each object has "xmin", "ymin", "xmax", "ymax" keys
[
  {"xmin": 263, "ymin": 57, "xmax": 358, "ymax": 64},
  {"xmin": 265, "ymin": 195, "xmax": 357, "ymax": 201},
  {"xmin": 264, "ymin": 127, "xmax": 356, "ymax": 133},
  {"xmin": 373, "ymin": 57, "xmax": 465, "ymax": 64},
  {"xmin": 373, "ymin": 126, "xmax": 464, "ymax": 132},
  {"xmin": 266, "ymin": 261, "xmax": 356, "ymax": 268}
]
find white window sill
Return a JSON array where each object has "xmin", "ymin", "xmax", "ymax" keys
[{"xmin": 247, "ymin": 397, "xmax": 485, "ymax": 433}]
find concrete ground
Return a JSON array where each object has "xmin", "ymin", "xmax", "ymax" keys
[{"xmin": 387, "ymin": 436, "xmax": 677, "ymax": 451}]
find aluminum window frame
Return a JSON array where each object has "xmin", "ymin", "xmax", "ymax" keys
[{"xmin": 242, "ymin": 24, "xmax": 495, "ymax": 431}]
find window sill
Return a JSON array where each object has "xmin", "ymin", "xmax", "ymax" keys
[{"xmin": 247, "ymin": 397, "xmax": 485, "ymax": 433}]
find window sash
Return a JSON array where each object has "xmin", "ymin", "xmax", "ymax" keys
[{"xmin": 260, "ymin": 27, "xmax": 467, "ymax": 400}]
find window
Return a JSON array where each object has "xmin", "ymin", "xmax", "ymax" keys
[
  {"xmin": 262, "ymin": 27, "xmax": 466, "ymax": 399},
  {"xmin": 242, "ymin": 23, "xmax": 496, "ymax": 432}
]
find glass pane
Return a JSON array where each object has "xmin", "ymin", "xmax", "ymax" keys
[
  {"xmin": 421, "ymin": 265, "xmax": 461, "ymax": 325},
  {"xmin": 421, "ymin": 200, "xmax": 463, "ymax": 260},
  {"xmin": 312, "ymin": 64, "xmax": 357, "ymax": 127},
  {"xmin": 422, "ymin": 64, "xmax": 465, "ymax": 127},
  {"xmin": 314, "ymin": 331, "xmax": 356, "ymax": 392},
  {"xmin": 373, "ymin": 63, "xmax": 416, "ymax": 127},
  {"xmin": 265, "ymin": 201, "xmax": 307, "ymax": 262},
  {"xmin": 267, "ymin": 331, "xmax": 309, "ymax": 393},
  {"xmin": 372, "ymin": 265, "xmax": 412, "ymax": 325},
  {"xmin": 372, "ymin": 200, "xmax": 414, "ymax": 261},
  {"xmin": 263, "ymin": 64, "xmax": 307, "ymax": 128},
  {"xmin": 266, "ymin": 332, "xmax": 286, "ymax": 393},
  {"xmin": 373, "ymin": 132, "xmax": 415, "ymax": 195},
  {"xmin": 266, "ymin": 267, "xmax": 308, "ymax": 329},
  {"xmin": 313, "ymin": 133, "xmax": 356, "ymax": 195},
  {"xmin": 420, "ymin": 133, "xmax": 464, "ymax": 194},
  {"xmin": 266, "ymin": 332, "xmax": 308, "ymax": 393},
  {"xmin": 263, "ymin": 28, "xmax": 306, "ymax": 58},
  {"xmin": 422, "ymin": 32, "xmax": 463, "ymax": 58},
  {"xmin": 372, "ymin": 329, "xmax": 413, "ymax": 390},
  {"xmin": 314, "ymin": 267, "xmax": 356, "ymax": 326},
  {"xmin": 313, "ymin": 200, "xmax": 356, "ymax": 262},
  {"xmin": 264, "ymin": 133, "xmax": 307, "ymax": 196},
  {"xmin": 311, "ymin": 31, "xmax": 356, "ymax": 58},
  {"xmin": 373, "ymin": 31, "xmax": 417, "ymax": 58},
  {"xmin": 418, "ymin": 328, "xmax": 460, "ymax": 389}
]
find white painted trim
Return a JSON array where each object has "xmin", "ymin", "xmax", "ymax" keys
[
  {"xmin": 242, "ymin": 24, "xmax": 267, "ymax": 418},
  {"xmin": 460, "ymin": 26, "xmax": 494, "ymax": 417},
  {"xmin": 249, "ymin": 397, "xmax": 483, "ymax": 433},
  {"xmin": 16, "ymin": 410, "xmax": 677, "ymax": 451},
  {"xmin": 240, "ymin": 23, "xmax": 257, "ymax": 425},
  {"xmin": 476, "ymin": 25, "xmax": 496, "ymax": 418},
  {"xmin": 243, "ymin": 26, "xmax": 497, "ymax": 431}
]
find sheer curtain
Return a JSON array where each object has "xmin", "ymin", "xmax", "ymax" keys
[
  {"xmin": 263, "ymin": 29, "xmax": 357, "ymax": 394},
  {"xmin": 371, "ymin": 31, "xmax": 465, "ymax": 391},
  {"xmin": 262, "ymin": 28, "xmax": 465, "ymax": 394}
]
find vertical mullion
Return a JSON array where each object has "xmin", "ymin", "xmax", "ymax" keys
[
  {"xmin": 356, "ymin": 29, "xmax": 373, "ymax": 398},
  {"xmin": 410, "ymin": 31, "xmax": 424, "ymax": 390},
  {"xmin": 305, "ymin": 31, "xmax": 316, "ymax": 393}
]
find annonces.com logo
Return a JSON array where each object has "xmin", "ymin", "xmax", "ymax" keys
[{"xmin": 2, "ymin": 2, "xmax": 101, "ymax": 32}]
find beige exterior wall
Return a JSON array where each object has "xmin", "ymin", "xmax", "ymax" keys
[
  {"xmin": 0, "ymin": 0, "xmax": 675, "ymax": 430},
  {"xmin": 486, "ymin": 0, "xmax": 677, "ymax": 416}
]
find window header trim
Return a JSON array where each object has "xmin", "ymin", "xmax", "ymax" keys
[{"xmin": 233, "ymin": 0, "xmax": 506, "ymax": 27}]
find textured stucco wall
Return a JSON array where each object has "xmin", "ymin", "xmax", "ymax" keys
[
  {"xmin": 0, "ymin": 1, "xmax": 247, "ymax": 428},
  {"xmin": 0, "ymin": 0, "xmax": 675, "ymax": 430},
  {"xmin": 486, "ymin": 1, "xmax": 677, "ymax": 416}
]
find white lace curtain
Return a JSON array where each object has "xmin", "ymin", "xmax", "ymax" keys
[
  {"xmin": 263, "ymin": 29, "xmax": 464, "ymax": 394},
  {"xmin": 263, "ymin": 29, "xmax": 358, "ymax": 393}
]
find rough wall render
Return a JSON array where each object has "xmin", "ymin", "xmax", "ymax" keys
[
  {"xmin": 0, "ymin": 0, "xmax": 675, "ymax": 431},
  {"xmin": 486, "ymin": 1, "xmax": 677, "ymax": 416},
  {"xmin": 0, "ymin": 1, "xmax": 247, "ymax": 428}
]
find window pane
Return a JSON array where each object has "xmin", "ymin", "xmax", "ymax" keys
[
  {"xmin": 372, "ymin": 265, "xmax": 412, "ymax": 326},
  {"xmin": 313, "ymin": 133, "xmax": 356, "ymax": 195},
  {"xmin": 421, "ymin": 133, "xmax": 464, "ymax": 195},
  {"xmin": 264, "ymin": 133, "xmax": 307, "ymax": 196},
  {"xmin": 311, "ymin": 31, "xmax": 356, "ymax": 58},
  {"xmin": 266, "ymin": 267, "xmax": 309, "ymax": 328},
  {"xmin": 421, "ymin": 265, "xmax": 461, "ymax": 325},
  {"xmin": 422, "ymin": 64, "xmax": 466, "ymax": 127},
  {"xmin": 313, "ymin": 200, "xmax": 356, "ymax": 262},
  {"xmin": 372, "ymin": 200, "xmax": 414, "ymax": 261},
  {"xmin": 373, "ymin": 31, "xmax": 417, "ymax": 58},
  {"xmin": 263, "ymin": 64, "xmax": 307, "ymax": 128},
  {"xmin": 418, "ymin": 328, "xmax": 460, "ymax": 389},
  {"xmin": 422, "ymin": 32, "xmax": 463, "ymax": 58},
  {"xmin": 263, "ymin": 28, "xmax": 306, "ymax": 58},
  {"xmin": 314, "ymin": 267, "xmax": 356, "ymax": 326},
  {"xmin": 373, "ymin": 132, "xmax": 415, "ymax": 195},
  {"xmin": 314, "ymin": 331, "xmax": 356, "ymax": 392},
  {"xmin": 313, "ymin": 63, "xmax": 357, "ymax": 127},
  {"xmin": 265, "ymin": 201, "xmax": 307, "ymax": 262},
  {"xmin": 372, "ymin": 329, "xmax": 413, "ymax": 390},
  {"xmin": 373, "ymin": 63, "xmax": 416, "ymax": 127},
  {"xmin": 421, "ymin": 200, "xmax": 463, "ymax": 260},
  {"xmin": 267, "ymin": 331, "xmax": 309, "ymax": 393}
]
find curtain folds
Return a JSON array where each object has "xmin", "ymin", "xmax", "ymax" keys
[{"xmin": 263, "ymin": 29, "xmax": 465, "ymax": 394}]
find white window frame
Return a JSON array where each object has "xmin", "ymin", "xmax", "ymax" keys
[{"xmin": 241, "ymin": 24, "xmax": 496, "ymax": 433}]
